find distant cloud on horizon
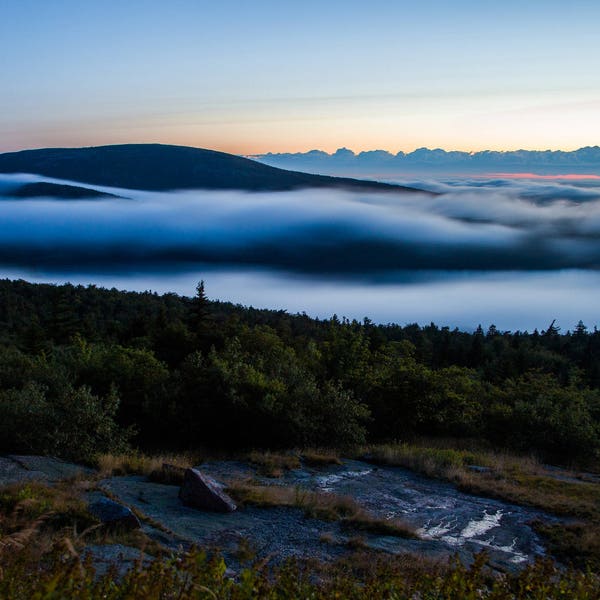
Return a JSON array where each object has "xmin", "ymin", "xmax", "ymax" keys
[{"xmin": 252, "ymin": 146, "xmax": 600, "ymax": 178}]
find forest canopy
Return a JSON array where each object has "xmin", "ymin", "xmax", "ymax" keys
[{"xmin": 0, "ymin": 278, "xmax": 598, "ymax": 465}]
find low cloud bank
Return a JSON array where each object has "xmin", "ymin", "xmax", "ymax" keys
[
  {"xmin": 254, "ymin": 147, "xmax": 600, "ymax": 178},
  {"xmin": 1, "ymin": 175, "xmax": 600, "ymax": 276}
]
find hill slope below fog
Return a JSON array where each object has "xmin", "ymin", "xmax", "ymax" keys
[
  {"xmin": 0, "ymin": 144, "xmax": 425, "ymax": 193},
  {"xmin": 4, "ymin": 182, "xmax": 121, "ymax": 199}
]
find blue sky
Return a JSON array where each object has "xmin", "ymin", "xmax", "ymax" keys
[{"xmin": 2, "ymin": 0, "xmax": 599, "ymax": 153}]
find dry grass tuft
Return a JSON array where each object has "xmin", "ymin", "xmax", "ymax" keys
[
  {"xmin": 147, "ymin": 463, "xmax": 188, "ymax": 486},
  {"xmin": 318, "ymin": 531, "xmax": 336, "ymax": 545},
  {"xmin": 362, "ymin": 443, "xmax": 600, "ymax": 520},
  {"xmin": 0, "ymin": 481, "xmax": 97, "ymax": 564},
  {"xmin": 226, "ymin": 480, "xmax": 417, "ymax": 539},
  {"xmin": 343, "ymin": 512, "xmax": 417, "ymax": 539},
  {"xmin": 95, "ymin": 452, "xmax": 200, "ymax": 478},
  {"xmin": 532, "ymin": 521, "xmax": 600, "ymax": 571},
  {"xmin": 301, "ymin": 450, "xmax": 342, "ymax": 467},
  {"xmin": 0, "ymin": 511, "xmax": 51, "ymax": 553},
  {"xmin": 361, "ymin": 441, "xmax": 600, "ymax": 568},
  {"xmin": 247, "ymin": 451, "xmax": 301, "ymax": 478},
  {"xmin": 0, "ymin": 479, "xmax": 167, "ymax": 566},
  {"xmin": 345, "ymin": 536, "xmax": 368, "ymax": 550}
]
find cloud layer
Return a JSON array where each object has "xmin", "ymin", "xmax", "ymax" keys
[
  {"xmin": 254, "ymin": 147, "xmax": 600, "ymax": 178},
  {"xmin": 1, "ymin": 175, "xmax": 600, "ymax": 276}
]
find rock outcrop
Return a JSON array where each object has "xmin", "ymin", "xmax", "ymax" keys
[
  {"xmin": 0, "ymin": 455, "xmax": 92, "ymax": 486},
  {"xmin": 178, "ymin": 468, "xmax": 237, "ymax": 513}
]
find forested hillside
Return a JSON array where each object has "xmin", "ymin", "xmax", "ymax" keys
[{"xmin": 0, "ymin": 278, "xmax": 598, "ymax": 465}]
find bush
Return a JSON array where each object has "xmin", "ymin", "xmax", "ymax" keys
[
  {"xmin": 486, "ymin": 372, "xmax": 600, "ymax": 463},
  {"xmin": 0, "ymin": 381, "xmax": 130, "ymax": 461},
  {"xmin": 177, "ymin": 328, "xmax": 369, "ymax": 449}
]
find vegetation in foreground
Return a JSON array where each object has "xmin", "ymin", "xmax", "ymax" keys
[
  {"xmin": 0, "ymin": 478, "xmax": 598, "ymax": 600},
  {"xmin": 2, "ymin": 544, "xmax": 600, "ymax": 599},
  {"xmin": 1, "ymin": 447, "xmax": 600, "ymax": 597}
]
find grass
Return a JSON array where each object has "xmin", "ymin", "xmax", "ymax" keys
[
  {"xmin": 345, "ymin": 535, "xmax": 368, "ymax": 550},
  {"xmin": 147, "ymin": 463, "xmax": 188, "ymax": 486},
  {"xmin": 247, "ymin": 449, "xmax": 341, "ymax": 477},
  {"xmin": 94, "ymin": 451, "xmax": 200, "ymax": 482},
  {"xmin": 247, "ymin": 451, "xmax": 301, "ymax": 478},
  {"xmin": 0, "ymin": 480, "xmax": 164, "ymax": 563},
  {"xmin": 318, "ymin": 531, "xmax": 336, "ymax": 545},
  {"xmin": 301, "ymin": 449, "xmax": 342, "ymax": 467},
  {"xmin": 226, "ymin": 480, "xmax": 417, "ymax": 539},
  {"xmin": 0, "ymin": 481, "xmax": 95, "ymax": 532},
  {"xmin": 457, "ymin": 471, "xmax": 600, "ymax": 520},
  {"xmin": 96, "ymin": 449, "xmax": 341, "ymax": 482},
  {"xmin": 1, "ymin": 545, "xmax": 600, "ymax": 599},
  {"xmin": 362, "ymin": 442, "xmax": 600, "ymax": 520},
  {"xmin": 0, "ymin": 481, "xmax": 160, "ymax": 559},
  {"xmin": 362, "ymin": 441, "xmax": 600, "ymax": 570},
  {"xmin": 532, "ymin": 521, "xmax": 600, "ymax": 572},
  {"xmin": 341, "ymin": 512, "xmax": 416, "ymax": 539}
]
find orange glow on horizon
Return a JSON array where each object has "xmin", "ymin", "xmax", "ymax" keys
[{"xmin": 487, "ymin": 173, "xmax": 600, "ymax": 180}]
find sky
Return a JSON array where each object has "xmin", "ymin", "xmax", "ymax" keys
[{"xmin": 2, "ymin": 0, "xmax": 600, "ymax": 154}]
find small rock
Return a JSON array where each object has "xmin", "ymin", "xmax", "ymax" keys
[
  {"xmin": 179, "ymin": 468, "xmax": 237, "ymax": 513},
  {"xmin": 89, "ymin": 497, "xmax": 141, "ymax": 529}
]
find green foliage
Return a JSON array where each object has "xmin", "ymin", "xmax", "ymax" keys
[
  {"xmin": 486, "ymin": 372, "xmax": 600, "ymax": 462},
  {"xmin": 60, "ymin": 337, "xmax": 170, "ymax": 441},
  {"xmin": 177, "ymin": 327, "xmax": 369, "ymax": 448},
  {"xmin": 0, "ymin": 278, "xmax": 599, "ymax": 465},
  {"xmin": 0, "ymin": 381, "xmax": 129, "ymax": 461},
  {"xmin": 1, "ymin": 547, "xmax": 599, "ymax": 599}
]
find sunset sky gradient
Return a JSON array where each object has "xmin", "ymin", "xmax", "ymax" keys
[{"xmin": 2, "ymin": 0, "xmax": 599, "ymax": 154}]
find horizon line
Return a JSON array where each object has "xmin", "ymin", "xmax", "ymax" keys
[
  {"xmin": 250, "ymin": 145, "xmax": 600, "ymax": 158},
  {"xmin": 3, "ymin": 141, "xmax": 600, "ymax": 157}
]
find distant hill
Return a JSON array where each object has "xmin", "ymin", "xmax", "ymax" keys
[
  {"xmin": 3, "ymin": 182, "xmax": 121, "ymax": 200},
  {"xmin": 0, "ymin": 144, "xmax": 426, "ymax": 193}
]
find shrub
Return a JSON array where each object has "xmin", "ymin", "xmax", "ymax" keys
[{"xmin": 0, "ymin": 381, "xmax": 130, "ymax": 461}]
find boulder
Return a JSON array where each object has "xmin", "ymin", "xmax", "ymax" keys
[
  {"xmin": 89, "ymin": 497, "xmax": 141, "ymax": 529},
  {"xmin": 178, "ymin": 468, "xmax": 237, "ymax": 513}
]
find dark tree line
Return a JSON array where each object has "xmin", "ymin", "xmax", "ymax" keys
[{"xmin": 0, "ymin": 278, "xmax": 598, "ymax": 464}]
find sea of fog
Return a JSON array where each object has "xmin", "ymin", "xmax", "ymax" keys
[{"xmin": 1, "ymin": 173, "xmax": 599, "ymax": 332}]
